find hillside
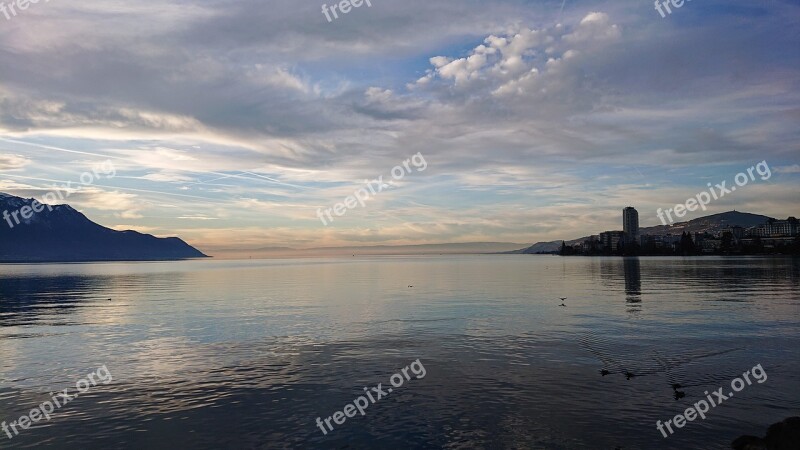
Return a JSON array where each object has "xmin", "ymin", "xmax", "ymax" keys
[{"xmin": 0, "ymin": 193, "xmax": 208, "ymax": 262}]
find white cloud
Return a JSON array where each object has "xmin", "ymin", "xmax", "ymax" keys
[
  {"xmin": 71, "ymin": 188, "xmax": 143, "ymax": 219},
  {"xmin": 140, "ymin": 171, "xmax": 195, "ymax": 182},
  {"xmin": 413, "ymin": 12, "xmax": 621, "ymax": 119},
  {"xmin": 177, "ymin": 214, "xmax": 219, "ymax": 220},
  {"xmin": 251, "ymin": 65, "xmax": 311, "ymax": 93},
  {"xmin": 0, "ymin": 154, "xmax": 30, "ymax": 170}
]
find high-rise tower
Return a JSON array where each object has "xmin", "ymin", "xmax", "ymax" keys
[{"xmin": 623, "ymin": 207, "xmax": 639, "ymax": 245}]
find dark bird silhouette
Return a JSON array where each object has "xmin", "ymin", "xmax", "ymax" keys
[
  {"xmin": 600, "ymin": 369, "xmax": 610, "ymax": 376},
  {"xmin": 625, "ymin": 371, "xmax": 636, "ymax": 380},
  {"xmin": 674, "ymin": 390, "xmax": 686, "ymax": 400}
]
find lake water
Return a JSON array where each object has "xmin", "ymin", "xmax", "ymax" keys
[{"xmin": 1, "ymin": 255, "xmax": 798, "ymax": 449}]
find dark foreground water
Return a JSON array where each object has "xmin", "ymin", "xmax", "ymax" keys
[{"xmin": 1, "ymin": 255, "xmax": 798, "ymax": 449}]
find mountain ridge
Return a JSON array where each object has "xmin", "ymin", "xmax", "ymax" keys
[{"xmin": 0, "ymin": 192, "xmax": 208, "ymax": 262}]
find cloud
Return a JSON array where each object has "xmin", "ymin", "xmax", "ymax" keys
[
  {"xmin": 70, "ymin": 188, "xmax": 144, "ymax": 219},
  {"xmin": 139, "ymin": 171, "xmax": 196, "ymax": 182},
  {"xmin": 0, "ymin": 154, "xmax": 30, "ymax": 170},
  {"xmin": 252, "ymin": 66, "xmax": 313, "ymax": 94},
  {"xmin": 775, "ymin": 164, "xmax": 800, "ymax": 174},
  {"xmin": 110, "ymin": 224, "xmax": 160, "ymax": 233},
  {"xmin": 177, "ymin": 214, "xmax": 219, "ymax": 221},
  {"xmin": 413, "ymin": 12, "xmax": 620, "ymax": 108}
]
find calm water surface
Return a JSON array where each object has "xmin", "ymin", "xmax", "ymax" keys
[{"xmin": 1, "ymin": 255, "xmax": 799, "ymax": 449}]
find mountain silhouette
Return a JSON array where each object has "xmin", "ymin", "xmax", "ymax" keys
[{"xmin": 0, "ymin": 193, "xmax": 208, "ymax": 262}]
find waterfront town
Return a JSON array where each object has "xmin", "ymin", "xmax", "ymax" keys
[{"xmin": 559, "ymin": 207, "xmax": 800, "ymax": 256}]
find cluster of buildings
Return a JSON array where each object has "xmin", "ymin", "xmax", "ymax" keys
[
  {"xmin": 693, "ymin": 218, "xmax": 800, "ymax": 253},
  {"xmin": 598, "ymin": 207, "xmax": 640, "ymax": 251},
  {"xmin": 566, "ymin": 207, "xmax": 799, "ymax": 255},
  {"xmin": 577, "ymin": 207, "xmax": 640, "ymax": 254}
]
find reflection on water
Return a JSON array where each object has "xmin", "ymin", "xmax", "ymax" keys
[
  {"xmin": 0, "ymin": 256, "xmax": 799, "ymax": 449},
  {"xmin": 624, "ymin": 257, "xmax": 642, "ymax": 313},
  {"xmin": 0, "ymin": 276, "xmax": 94, "ymax": 327}
]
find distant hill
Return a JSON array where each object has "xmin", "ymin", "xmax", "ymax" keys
[
  {"xmin": 213, "ymin": 242, "xmax": 528, "ymax": 258},
  {"xmin": 640, "ymin": 211, "xmax": 771, "ymax": 235},
  {"xmin": 0, "ymin": 193, "xmax": 208, "ymax": 262},
  {"xmin": 514, "ymin": 211, "xmax": 775, "ymax": 254}
]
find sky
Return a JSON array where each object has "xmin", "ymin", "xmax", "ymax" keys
[{"xmin": 0, "ymin": 0, "xmax": 798, "ymax": 255}]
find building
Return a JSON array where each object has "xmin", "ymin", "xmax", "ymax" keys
[
  {"xmin": 623, "ymin": 207, "xmax": 639, "ymax": 245},
  {"xmin": 725, "ymin": 226, "xmax": 745, "ymax": 239},
  {"xmin": 765, "ymin": 218, "xmax": 799, "ymax": 237},
  {"xmin": 640, "ymin": 233, "xmax": 681, "ymax": 250},
  {"xmin": 749, "ymin": 226, "xmax": 766, "ymax": 237},
  {"xmin": 583, "ymin": 236, "xmax": 599, "ymax": 253},
  {"xmin": 600, "ymin": 231, "xmax": 625, "ymax": 252},
  {"xmin": 741, "ymin": 236, "xmax": 797, "ymax": 249},
  {"xmin": 748, "ymin": 218, "xmax": 799, "ymax": 238}
]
